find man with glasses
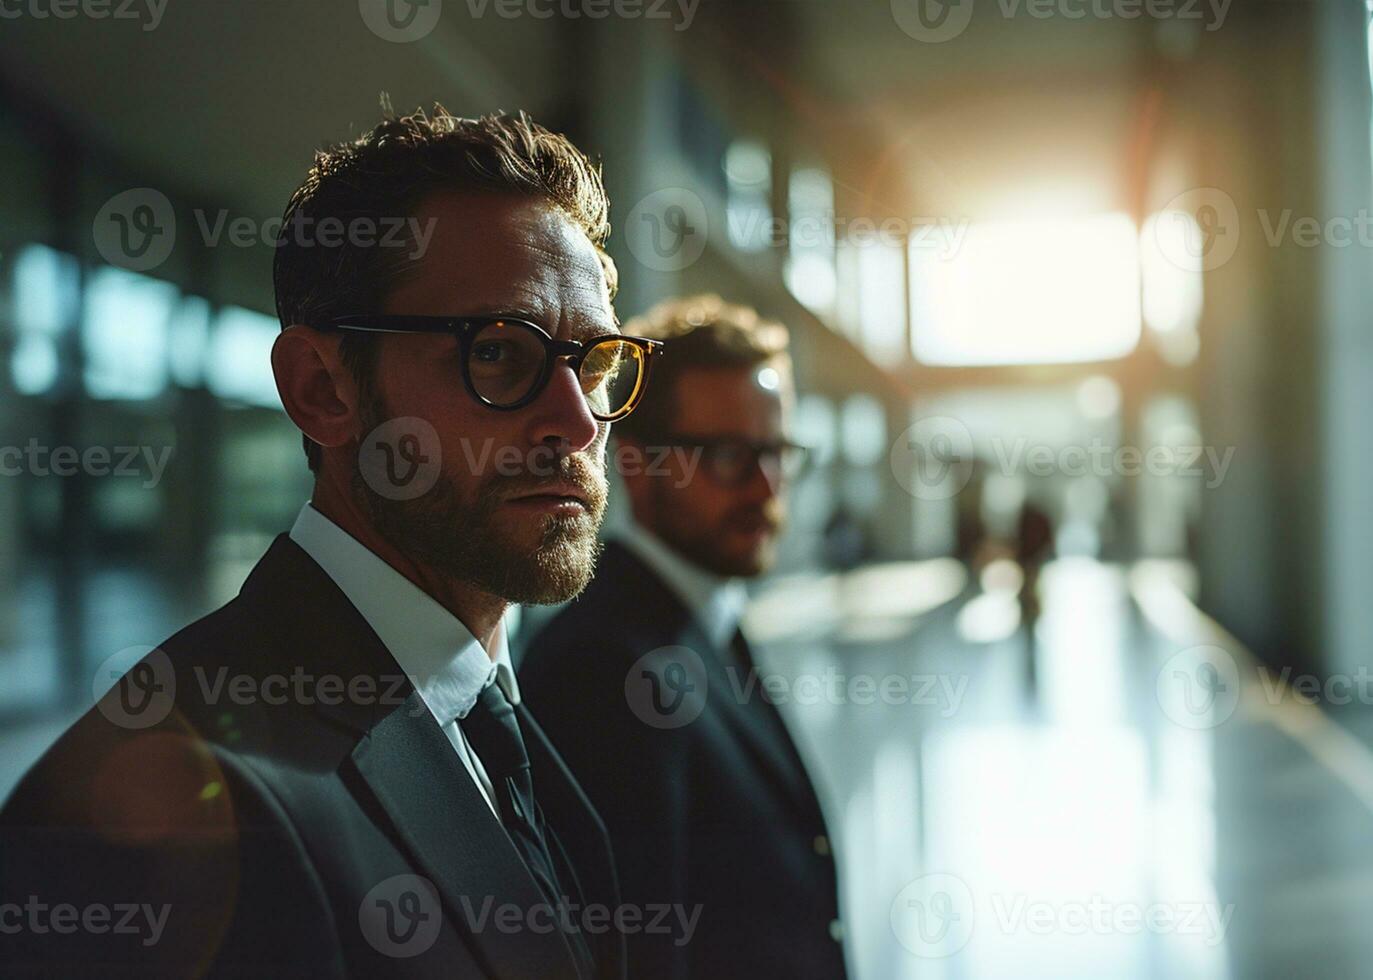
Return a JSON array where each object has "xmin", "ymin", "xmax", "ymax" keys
[
  {"xmin": 520, "ymin": 295, "xmax": 847, "ymax": 979},
  {"xmin": 0, "ymin": 106, "xmax": 655, "ymax": 978}
]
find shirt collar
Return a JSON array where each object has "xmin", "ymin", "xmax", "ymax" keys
[
  {"xmin": 288, "ymin": 502, "xmax": 520, "ymax": 725},
  {"xmin": 614, "ymin": 521, "xmax": 749, "ymax": 651}
]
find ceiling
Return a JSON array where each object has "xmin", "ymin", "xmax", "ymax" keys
[
  {"xmin": 0, "ymin": 0, "xmax": 1187, "ymax": 217},
  {"xmin": 0, "ymin": 0, "xmax": 570, "ymax": 219}
]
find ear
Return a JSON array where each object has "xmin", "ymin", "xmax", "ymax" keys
[{"xmin": 271, "ymin": 325, "xmax": 360, "ymax": 455}]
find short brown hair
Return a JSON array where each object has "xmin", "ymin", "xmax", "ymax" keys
[
  {"xmin": 613, "ymin": 294, "xmax": 790, "ymax": 443},
  {"xmin": 274, "ymin": 99, "xmax": 617, "ymax": 470}
]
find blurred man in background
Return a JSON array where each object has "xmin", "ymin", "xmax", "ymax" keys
[
  {"xmin": 0, "ymin": 105, "xmax": 661, "ymax": 978},
  {"xmin": 521, "ymin": 295, "xmax": 847, "ymax": 979}
]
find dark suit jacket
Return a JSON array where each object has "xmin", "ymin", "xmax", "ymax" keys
[
  {"xmin": 0, "ymin": 535, "xmax": 624, "ymax": 980},
  {"xmin": 519, "ymin": 541, "xmax": 848, "ymax": 980}
]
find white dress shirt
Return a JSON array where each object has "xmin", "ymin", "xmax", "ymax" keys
[
  {"xmin": 289, "ymin": 501, "xmax": 518, "ymax": 818},
  {"xmin": 614, "ymin": 522, "xmax": 750, "ymax": 655}
]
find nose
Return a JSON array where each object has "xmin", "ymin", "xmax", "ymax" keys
[
  {"xmin": 742, "ymin": 452, "xmax": 784, "ymax": 501},
  {"xmin": 527, "ymin": 359, "xmax": 600, "ymax": 457}
]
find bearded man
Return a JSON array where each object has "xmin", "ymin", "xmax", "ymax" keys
[{"xmin": 0, "ymin": 106, "xmax": 661, "ymax": 979}]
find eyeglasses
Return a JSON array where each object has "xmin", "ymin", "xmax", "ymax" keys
[
  {"xmin": 664, "ymin": 434, "xmax": 811, "ymax": 488},
  {"xmin": 316, "ymin": 315, "xmax": 664, "ymax": 422}
]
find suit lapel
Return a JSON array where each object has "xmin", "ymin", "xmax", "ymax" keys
[
  {"xmin": 519, "ymin": 707, "xmax": 624, "ymax": 980},
  {"xmin": 723, "ymin": 630, "xmax": 822, "ymax": 804},
  {"xmin": 239, "ymin": 535, "xmax": 581, "ymax": 980},
  {"xmin": 692, "ymin": 621, "xmax": 819, "ymax": 814},
  {"xmin": 350, "ymin": 697, "xmax": 582, "ymax": 979},
  {"xmin": 519, "ymin": 706, "xmax": 617, "ymax": 910},
  {"xmin": 602, "ymin": 543, "xmax": 819, "ymax": 816}
]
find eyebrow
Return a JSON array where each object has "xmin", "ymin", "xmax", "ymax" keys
[{"xmin": 484, "ymin": 305, "xmax": 619, "ymax": 342}]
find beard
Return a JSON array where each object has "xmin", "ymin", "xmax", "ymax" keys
[
  {"xmin": 351, "ymin": 399, "xmax": 608, "ymax": 605},
  {"xmin": 652, "ymin": 492, "xmax": 783, "ymax": 579}
]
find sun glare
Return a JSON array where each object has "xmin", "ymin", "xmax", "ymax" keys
[{"xmin": 910, "ymin": 212, "xmax": 1143, "ymax": 366}]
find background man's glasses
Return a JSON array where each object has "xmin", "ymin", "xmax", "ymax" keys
[
  {"xmin": 317, "ymin": 315, "xmax": 664, "ymax": 422},
  {"xmin": 663, "ymin": 434, "xmax": 810, "ymax": 487}
]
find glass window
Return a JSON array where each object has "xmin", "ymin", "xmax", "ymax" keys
[
  {"xmin": 794, "ymin": 394, "xmax": 838, "ymax": 467},
  {"xmin": 784, "ymin": 167, "xmax": 837, "ymax": 315},
  {"xmin": 725, "ymin": 139, "xmax": 772, "ymax": 253},
  {"xmin": 10, "ymin": 245, "xmax": 79, "ymax": 395},
  {"xmin": 83, "ymin": 266, "xmax": 175, "ymax": 401},
  {"xmin": 910, "ymin": 213, "xmax": 1142, "ymax": 366},
  {"xmin": 1140, "ymin": 211, "xmax": 1203, "ymax": 366},
  {"xmin": 840, "ymin": 393, "xmax": 886, "ymax": 467},
  {"xmin": 207, "ymin": 305, "xmax": 282, "ymax": 409},
  {"xmin": 855, "ymin": 240, "xmax": 907, "ymax": 364},
  {"xmin": 169, "ymin": 294, "xmax": 212, "ymax": 388}
]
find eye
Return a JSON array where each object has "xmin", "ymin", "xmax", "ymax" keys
[{"xmin": 471, "ymin": 340, "xmax": 514, "ymax": 364}]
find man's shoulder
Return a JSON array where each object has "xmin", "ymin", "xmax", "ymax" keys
[
  {"xmin": 0, "ymin": 595, "xmax": 340, "ymax": 977},
  {"xmin": 4, "ymin": 581, "xmax": 333, "ymax": 830},
  {"xmin": 149, "ymin": 587, "xmax": 299, "ymax": 727},
  {"xmin": 521, "ymin": 580, "xmax": 684, "ymax": 688},
  {"xmin": 530, "ymin": 540, "xmax": 690, "ymax": 644},
  {"xmin": 519, "ymin": 593, "xmax": 644, "ymax": 691},
  {"xmin": 518, "ymin": 552, "xmax": 712, "ymax": 746}
]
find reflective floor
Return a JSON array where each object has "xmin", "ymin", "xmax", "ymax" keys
[{"xmin": 747, "ymin": 557, "xmax": 1373, "ymax": 980}]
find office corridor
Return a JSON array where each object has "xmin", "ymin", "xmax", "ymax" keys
[{"xmin": 747, "ymin": 558, "xmax": 1373, "ymax": 980}]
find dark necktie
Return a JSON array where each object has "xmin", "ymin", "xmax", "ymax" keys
[
  {"xmin": 461, "ymin": 682, "xmax": 595, "ymax": 978},
  {"xmin": 729, "ymin": 625, "xmax": 758, "ymax": 674}
]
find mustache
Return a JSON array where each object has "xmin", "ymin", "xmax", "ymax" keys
[
  {"xmin": 482, "ymin": 455, "xmax": 609, "ymax": 512},
  {"xmin": 725, "ymin": 503, "xmax": 782, "ymax": 530}
]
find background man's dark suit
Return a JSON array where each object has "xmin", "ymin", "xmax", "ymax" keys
[
  {"xmin": 0, "ymin": 536, "xmax": 623, "ymax": 979},
  {"xmin": 519, "ymin": 541, "xmax": 848, "ymax": 979}
]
